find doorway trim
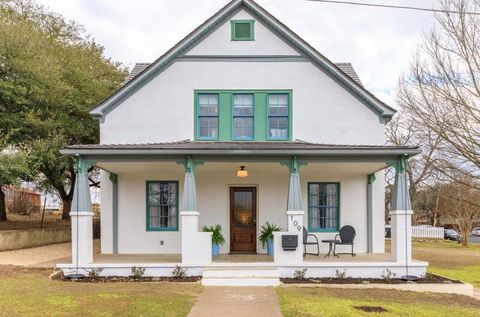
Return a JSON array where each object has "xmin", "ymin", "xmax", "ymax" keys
[{"xmin": 229, "ymin": 185, "xmax": 258, "ymax": 253}]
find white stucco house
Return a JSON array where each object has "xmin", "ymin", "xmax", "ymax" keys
[{"xmin": 58, "ymin": 0, "xmax": 427, "ymax": 285}]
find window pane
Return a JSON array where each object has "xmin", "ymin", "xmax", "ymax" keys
[
  {"xmin": 235, "ymin": 22, "xmax": 251, "ymax": 38},
  {"xmin": 234, "ymin": 117, "xmax": 253, "ymax": 128},
  {"xmin": 267, "ymin": 94, "xmax": 289, "ymax": 139},
  {"xmin": 308, "ymin": 183, "xmax": 339, "ymax": 231},
  {"xmin": 198, "ymin": 93, "xmax": 218, "ymax": 140},
  {"xmin": 268, "ymin": 117, "xmax": 288, "ymax": 138},
  {"xmin": 233, "ymin": 94, "xmax": 253, "ymax": 116},
  {"xmin": 147, "ymin": 182, "xmax": 178, "ymax": 230}
]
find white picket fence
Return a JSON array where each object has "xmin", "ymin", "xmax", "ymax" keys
[{"xmin": 412, "ymin": 226, "xmax": 444, "ymax": 239}]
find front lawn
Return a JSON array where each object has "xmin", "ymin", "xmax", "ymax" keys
[
  {"xmin": 411, "ymin": 239, "xmax": 480, "ymax": 287},
  {"xmin": 277, "ymin": 287, "xmax": 480, "ymax": 317},
  {"xmin": 0, "ymin": 266, "xmax": 202, "ymax": 317}
]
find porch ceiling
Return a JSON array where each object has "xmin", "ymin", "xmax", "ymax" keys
[{"xmin": 97, "ymin": 161, "xmax": 387, "ymax": 175}]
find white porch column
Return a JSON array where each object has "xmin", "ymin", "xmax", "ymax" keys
[
  {"xmin": 367, "ymin": 173, "xmax": 375, "ymax": 253},
  {"xmin": 177, "ymin": 156, "xmax": 211, "ymax": 265},
  {"xmin": 389, "ymin": 156, "xmax": 413, "ymax": 263},
  {"xmin": 70, "ymin": 157, "xmax": 94, "ymax": 265},
  {"xmin": 274, "ymin": 157, "xmax": 307, "ymax": 264}
]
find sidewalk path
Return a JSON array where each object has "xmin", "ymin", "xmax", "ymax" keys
[
  {"xmin": 0, "ymin": 240, "xmax": 100, "ymax": 267},
  {"xmin": 188, "ymin": 286, "xmax": 283, "ymax": 317}
]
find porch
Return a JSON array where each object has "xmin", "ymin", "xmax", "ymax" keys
[{"xmin": 59, "ymin": 141, "xmax": 427, "ymax": 280}]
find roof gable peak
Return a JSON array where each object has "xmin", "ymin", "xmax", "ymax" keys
[{"xmin": 90, "ymin": 0, "xmax": 395, "ymax": 120}]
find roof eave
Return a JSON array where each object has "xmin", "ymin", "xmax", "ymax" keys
[{"xmin": 60, "ymin": 148, "xmax": 420, "ymax": 157}]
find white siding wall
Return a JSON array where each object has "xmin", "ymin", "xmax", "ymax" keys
[
  {"xmin": 100, "ymin": 162, "xmax": 384, "ymax": 255},
  {"xmin": 101, "ymin": 61, "xmax": 385, "ymax": 145},
  {"xmin": 99, "ymin": 10, "xmax": 385, "ymax": 146}
]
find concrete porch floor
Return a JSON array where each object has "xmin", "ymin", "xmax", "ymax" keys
[{"xmin": 91, "ymin": 251, "xmax": 396, "ymax": 264}]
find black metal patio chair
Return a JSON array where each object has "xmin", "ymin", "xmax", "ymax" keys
[
  {"xmin": 303, "ymin": 227, "xmax": 319, "ymax": 256},
  {"xmin": 333, "ymin": 225, "xmax": 356, "ymax": 257}
]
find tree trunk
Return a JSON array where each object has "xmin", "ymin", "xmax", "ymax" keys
[
  {"xmin": 61, "ymin": 198, "xmax": 72, "ymax": 220},
  {"xmin": 0, "ymin": 186, "xmax": 7, "ymax": 221},
  {"xmin": 462, "ymin": 231, "xmax": 469, "ymax": 247}
]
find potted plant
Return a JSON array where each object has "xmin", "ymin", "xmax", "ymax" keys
[
  {"xmin": 259, "ymin": 222, "xmax": 282, "ymax": 256},
  {"xmin": 201, "ymin": 224, "xmax": 226, "ymax": 256}
]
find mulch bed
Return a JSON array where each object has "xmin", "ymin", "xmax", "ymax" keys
[
  {"xmin": 281, "ymin": 273, "xmax": 462, "ymax": 284},
  {"xmin": 62, "ymin": 276, "xmax": 201, "ymax": 283}
]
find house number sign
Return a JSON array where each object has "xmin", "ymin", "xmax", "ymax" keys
[{"xmin": 292, "ymin": 219, "xmax": 301, "ymax": 232}]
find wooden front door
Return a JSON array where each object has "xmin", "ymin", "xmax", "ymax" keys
[{"xmin": 230, "ymin": 187, "xmax": 257, "ymax": 253}]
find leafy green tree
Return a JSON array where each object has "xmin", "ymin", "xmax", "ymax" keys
[
  {"xmin": 0, "ymin": 149, "xmax": 31, "ymax": 221},
  {"xmin": 0, "ymin": 0, "xmax": 127, "ymax": 218}
]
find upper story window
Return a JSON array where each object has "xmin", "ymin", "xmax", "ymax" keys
[
  {"xmin": 231, "ymin": 20, "xmax": 255, "ymax": 41},
  {"xmin": 267, "ymin": 94, "xmax": 289, "ymax": 140},
  {"xmin": 197, "ymin": 94, "xmax": 219, "ymax": 140},
  {"xmin": 233, "ymin": 94, "xmax": 254, "ymax": 140},
  {"xmin": 194, "ymin": 90, "xmax": 291, "ymax": 141}
]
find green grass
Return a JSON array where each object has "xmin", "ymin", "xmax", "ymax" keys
[
  {"xmin": 410, "ymin": 239, "xmax": 480, "ymax": 287},
  {"xmin": 430, "ymin": 265, "xmax": 480, "ymax": 288},
  {"xmin": 0, "ymin": 266, "xmax": 202, "ymax": 317},
  {"xmin": 277, "ymin": 287, "xmax": 480, "ymax": 317}
]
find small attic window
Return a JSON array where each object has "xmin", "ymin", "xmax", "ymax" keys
[{"xmin": 231, "ymin": 20, "xmax": 255, "ymax": 41}]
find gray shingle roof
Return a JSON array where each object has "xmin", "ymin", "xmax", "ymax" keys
[{"xmin": 124, "ymin": 62, "xmax": 363, "ymax": 86}]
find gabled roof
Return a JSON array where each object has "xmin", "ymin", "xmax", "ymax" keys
[{"xmin": 90, "ymin": 0, "xmax": 396, "ymax": 120}]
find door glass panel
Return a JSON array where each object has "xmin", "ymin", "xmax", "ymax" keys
[{"xmin": 233, "ymin": 191, "xmax": 253, "ymax": 226}]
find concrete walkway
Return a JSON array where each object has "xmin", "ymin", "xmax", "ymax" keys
[{"xmin": 188, "ymin": 286, "xmax": 282, "ymax": 317}]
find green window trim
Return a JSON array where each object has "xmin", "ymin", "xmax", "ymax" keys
[
  {"xmin": 194, "ymin": 90, "xmax": 292, "ymax": 142},
  {"xmin": 146, "ymin": 181, "xmax": 179, "ymax": 231},
  {"xmin": 307, "ymin": 182, "xmax": 340, "ymax": 233},
  {"xmin": 231, "ymin": 20, "xmax": 255, "ymax": 41}
]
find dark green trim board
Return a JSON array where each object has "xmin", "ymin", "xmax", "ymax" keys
[
  {"xmin": 109, "ymin": 173, "xmax": 118, "ymax": 254},
  {"xmin": 231, "ymin": 19, "xmax": 255, "ymax": 41},
  {"xmin": 308, "ymin": 182, "xmax": 340, "ymax": 233},
  {"xmin": 146, "ymin": 181, "xmax": 179, "ymax": 231},
  {"xmin": 194, "ymin": 90, "xmax": 292, "ymax": 141},
  {"xmin": 280, "ymin": 156, "xmax": 308, "ymax": 173},
  {"xmin": 367, "ymin": 173, "xmax": 375, "ymax": 253},
  {"xmin": 176, "ymin": 155, "xmax": 204, "ymax": 173}
]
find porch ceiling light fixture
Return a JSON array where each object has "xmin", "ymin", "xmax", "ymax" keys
[{"xmin": 237, "ymin": 166, "xmax": 248, "ymax": 178}]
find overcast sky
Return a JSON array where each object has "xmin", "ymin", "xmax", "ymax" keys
[{"xmin": 36, "ymin": 0, "xmax": 440, "ymax": 107}]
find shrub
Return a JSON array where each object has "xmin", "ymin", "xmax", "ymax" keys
[
  {"xmin": 85, "ymin": 267, "xmax": 103, "ymax": 278},
  {"xmin": 293, "ymin": 268, "xmax": 307, "ymax": 280},
  {"xmin": 8, "ymin": 191, "xmax": 37, "ymax": 215},
  {"xmin": 381, "ymin": 269, "xmax": 397, "ymax": 283},
  {"xmin": 171, "ymin": 265, "xmax": 187, "ymax": 278},
  {"xmin": 131, "ymin": 266, "xmax": 145, "ymax": 278},
  {"xmin": 335, "ymin": 269, "xmax": 347, "ymax": 279}
]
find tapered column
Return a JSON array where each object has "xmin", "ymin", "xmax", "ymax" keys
[
  {"xmin": 274, "ymin": 157, "xmax": 308, "ymax": 264},
  {"xmin": 70, "ymin": 157, "xmax": 95, "ymax": 265},
  {"xmin": 177, "ymin": 156, "xmax": 211, "ymax": 265},
  {"xmin": 389, "ymin": 156, "xmax": 413, "ymax": 263}
]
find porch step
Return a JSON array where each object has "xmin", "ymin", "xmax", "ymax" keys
[{"xmin": 201, "ymin": 268, "xmax": 280, "ymax": 286}]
